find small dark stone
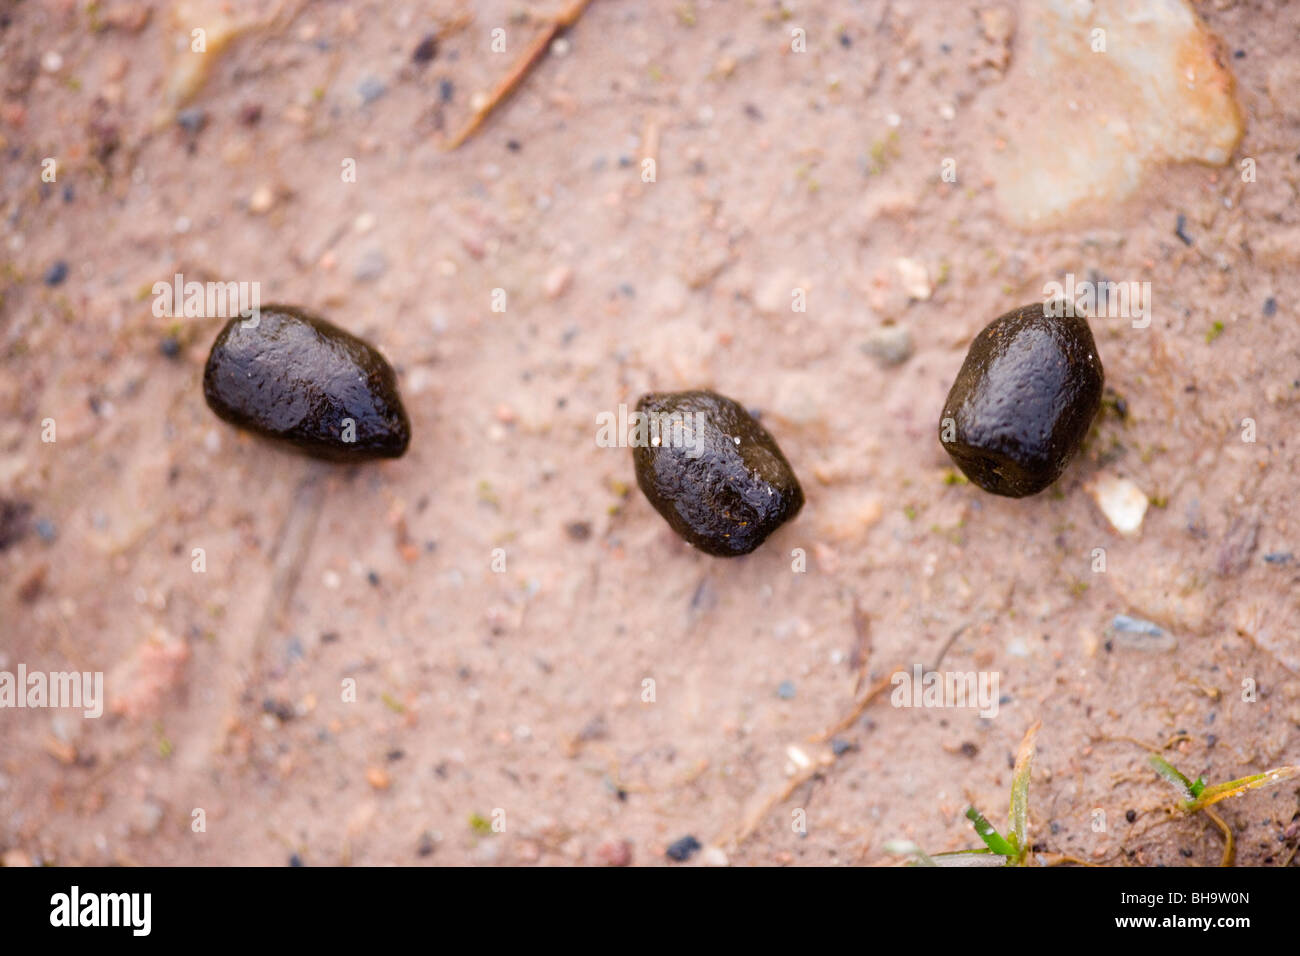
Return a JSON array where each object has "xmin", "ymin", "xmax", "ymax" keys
[
  {"xmin": 839, "ymin": 32, "xmax": 852, "ymax": 48},
  {"xmin": 62, "ymin": 184, "xmax": 74, "ymax": 202},
  {"xmin": 565, "ymin": 520, "xmax": 592, "ymax": 541},
  {"xmin": 203, "ymin": 305, "xmax": 411, "ymax": 462},
  {"xmin": 0, "ymin": 499, "xmax": 33, "ymax": 551},
  {"xmin": 1174, "ymin": 213, "xmax": 1194, "ymax": 246},
  {"xmin": 176, "ymin": 107, "xmax": 207, "ymax": 134},
  {"xmin": 367, "ymin": 570, "xmax": 380, "ymax": 587},
  {"xmin": 1126, "ymin": 809, "xmax": 1137, "ymax": 823},
  {"xmin": 438, "ymin": 78, "xmax": 455, "ymax": 102},
  {"xmin": 776, "ymin": 680, "xmax": 796, "ymax": 699},
  {"xmin": 412, "ymin": 34, "xmax": 439, "ymax": 64},
  {"xmin": 43, "ymin": 260, "xmax": 68, "ymax": 286},
  {"xmin": 632, "ymin": 389, "xmax": 804, "ymax": 556},
  {"xmin": 665, "ymin": 834, "xmax": 701, "ymax": 862},
  {"xmin": 356, "ymin": 76, "xmax": 387, "ymax": 104},
  {"xmin": 830, "ymin": 737, "xmax": 854, "ymax": 756},
  {"xmin": 1263, "ymin": 552, "xmax": 1293, "ymax": 565},
  {"xmin": 238, "ymin": 102, "xmax": 263, "ymax": 126},
  {"xmin": 938, "ymin": 302, "xmax": 1104, "ymax": 497},
  {"xmin": 34, "ymin": 517, "xmax": 57, "ymax": 542},
  {"xmin": 262, "ymin": 698, "xmax": 295, "ymax": 721},
  {"xmin": 1263, "ymin": 297, "xmax": 1277, "ymax": 317},
  {"xmin": 160, "ymin": 336, "xmax": 181, "ymax": 359},
  {"xmin": 959, "ymin": 741, "xmax": 979, "ymax": 758},
  {"xmin": 506, "ymin": 138, "xmax": 521, "ymax": 152},
  {"xmin": 288, "ymin": 853, "xmax": 304, "ymax": 866},
  {"xmin": 417, "ymin": 832, "xmax": 436, "ymax": 857},
  {"xmin": 1180, "ymin": 847, "xmax": 1194, "ymax": 858}
]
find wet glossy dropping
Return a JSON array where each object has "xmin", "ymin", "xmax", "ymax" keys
[
  {"xmin": 939, "ymin": 303, "xmax": 1103, "ymax": 497},
  {"xmin": 632, "ymin": 389, "xmax": 804, "ymax": 557},
  {"xmin": 203, "ymin": 305, "xmax": 410, "ymax": 462}
]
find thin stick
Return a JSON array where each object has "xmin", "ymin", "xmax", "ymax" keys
[
  {"xmin": 444, "ymin": 0, "xmax": 595, "ymax": 150},
  {"xmin": 810, "ymin": 667, "xmax": 903, "ymax": 743}
]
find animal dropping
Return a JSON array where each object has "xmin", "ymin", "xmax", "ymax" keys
[
  {"xmin": 632, "ymin": 389, "xmax": 804, "ymax": 556},
  {"xmin": 939, "ymin": 303, "xmax": 1103, "ymax": 497},
  {"xmin": 203, "ymin": 305, "xmax": 411, "ymax": 462}
]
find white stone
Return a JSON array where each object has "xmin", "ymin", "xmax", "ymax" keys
[{"xmin": 1088, "ymin": 473, "xmax": 1148, "ymax": 536}]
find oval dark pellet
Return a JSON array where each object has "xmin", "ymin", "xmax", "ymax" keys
[
  {"xmin": 203, "ymin": 305, "xmax": 410, "ymax": 462},
  {"xmin": 939, "ymin": 302, "xmax": 1103, "ymax": 497},
  {"xmin": 632, "ymin": 389, "xmax": 804, "ymax": 557}
]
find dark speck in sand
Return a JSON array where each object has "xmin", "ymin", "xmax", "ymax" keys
[
  {"xmin": 0, "ymin": 499, "xmax": 33, "ymax": 550},
  {"xmin": 44, "ymin": 261, "xmax": 69, "ymax": 286},
  {"xmin": 665, "ymin": 835, "xmax": 701, "ymax": 862},
  {"xmin": 413, "ymin": 34, "xmax": 438, "ymax": 64}
]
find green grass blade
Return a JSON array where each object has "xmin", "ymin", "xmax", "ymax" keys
[
  {"xmin": 966, "ymin": 806, "xmax": 1016, "ymax": 857},
  {"xmin": 1188, "ymin": 765, "xmax": 1300, "ymax": 811},
  {"xmin": 1148, "ymin": 754, "xmax": 1195, "ymax": 801},
  {"xmin": 1008, "ymin": 720, "xmax": 1041, "ymax": 853}
]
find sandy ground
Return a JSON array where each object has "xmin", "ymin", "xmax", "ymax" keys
[{"xmin": 1, "ymin": 0, "xmax": 1298, "ymax": 867}]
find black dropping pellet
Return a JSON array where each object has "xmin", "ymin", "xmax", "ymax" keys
[
  {"xmin": 203, "ymin": 305, "xmax": 411, "ymax": 462},
  {"xmin": 939, "ymin": 302, "xmax": 1104, "ymax": 497},
  {"xmin": 632, "ymin": 389, "xmax": 803, "ymax": 556}
]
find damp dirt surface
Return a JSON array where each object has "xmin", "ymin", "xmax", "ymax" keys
[{"xmin": 1, "ymin": 0, "xmax": 1298, "ymax": 867}]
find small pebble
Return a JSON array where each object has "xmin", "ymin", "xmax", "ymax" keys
[
  {"xmin": 1263, "ymin": 297, "xmax": 1277, "ymax": 317},
  {"xmin": 665, "ymin": 835, "xmax": 701, "ymax": 862},
  {"xmin": 776, "ymin": 680, "xmax": 796, "ymax": 700},
  {"xmin": 1263, "ymin": 552, "xmax": 1292, "ymax": 565},
  {"xmin": 160, "ymin": 336, "xmax": 181, "ymax": 359},
  {"xmin": 438, "ymin": 79, "xmax": 455, "ymax": 103},
  {"xmin": 44, "ymin": 261, "xmax": 69, "ymax": 286},
  {"xmin": 830, "ymin": 737, "xmax": 854, "ymax": 756},
  {"xmin": 176, "ymin": 107, "xmax": 207, "ymax": 134},
  {"xmin": 595, "ymin": 838, "xmax": 633, "ymax": 867},
  {"xmin": 544, "ymin": 264, "xmax": 573, "ymax": 299},
  {"xmin": 288, "ymin": 853, "xmax": 304, "ymax": 866},
  {"xmin": 862, "ymin": 324, "xmax": 914, "ymax": 366},
  {"xmin": 895, "ymin": 258, "xmax": 931, "ymax": 300},
  {"xmin": 248, "ymin": 184, "xmax": 275, "ymax": 214},
  {"xmin": 357, "ymin": 76, "xmax": 387, "ymax": 105},
  {"xmin": 354, "ymin": 249, "xmax": 388, "ymax": 281},
  {"xmin": 1110, "ymin": 614, "xmax": 1176, "ymax": 651},
  {"xmin": 41, "ymin": 50, "xmax": 63, "ymax": 73},
  {"xmin": 412, "ymin": 34, "xmax": 438, "ymax": 64},
  {"xmin": 34, "ymin": 517, "xmax": 57, "ymax": 543},
  {"xmin": 1089, "ymin": 473, "xmax": 1148, "ymax": 536}
]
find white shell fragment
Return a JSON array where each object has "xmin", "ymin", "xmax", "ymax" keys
[{"xmin": 1088, "ymin": 472, "xmax": 1148, "ymax": 536}]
